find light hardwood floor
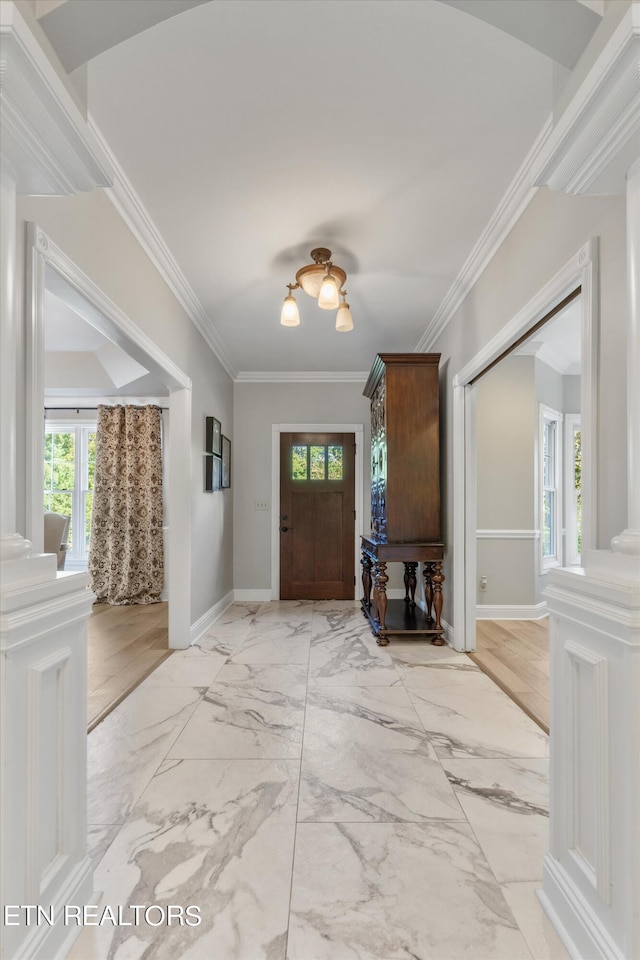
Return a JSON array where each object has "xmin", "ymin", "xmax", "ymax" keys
[
  {"xmin": 87, "ymin": 601, "xmax": 171, "ymax": 732},
  {"xmin": 469, "ymin": 618, "xmax": 550, "ymax": 733}
]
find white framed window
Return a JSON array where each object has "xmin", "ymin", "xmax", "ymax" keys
[
  {"xmin": 44, "ymin": 422, "xmax": 96, "ymax": 569},
  {"xmin": 564, "ymin": 414, "xmax": 582, "ymax": 567},
  {"xmin": 539, "ymin": 404, "xmax": 563, "ymax": 572}
]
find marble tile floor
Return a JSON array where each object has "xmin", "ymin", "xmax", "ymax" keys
[{"xmin": 70, "ymin": 601, "xmax": 568, "ymax": 960}]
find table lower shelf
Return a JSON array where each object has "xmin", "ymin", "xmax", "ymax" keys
[{"xmin": 361, "ymin": 598, "xmax": 446, "ymax": 645}]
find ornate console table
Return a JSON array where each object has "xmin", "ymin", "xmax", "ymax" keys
[{"xmin": 361, "ymin": 536, "xmax": 445, "ymax": 645}]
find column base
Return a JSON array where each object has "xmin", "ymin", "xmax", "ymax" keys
[
  {"xmin": 610, "ymin": 527, "xmax": 640, "ymax": 557},
  {"xmin": 0, "ymin": 532, "xmax": 32, "ymax": 563}
]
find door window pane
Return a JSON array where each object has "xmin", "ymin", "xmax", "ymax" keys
[
  {"xmin": 292, "ymin": 445, "xmax": 308, "ymax": 480},
  {"xmin": 328, "ymin": 445, "xmax": 343, "ymax": 480},
  {"xmin": 310, "ymin": 446, "xmax": 325, "ymax": 480}
]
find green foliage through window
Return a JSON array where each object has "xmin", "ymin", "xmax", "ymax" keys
[
  {"xmin": 310, "ymin": 446, "xmax": 325, "ymax": 480},
  {"xmin": 44, "ymin": 426, "xmax": 96, "ymax": 557},
  {"xmin": 291, "ymin": 444, "xmax": 343, "ymax": 480},
  {"xmin": 292, "ymin": 446, "xmax": 308, "ymax": 480},
  {"xmin": 328, "ymin": 446, "xmax": 343, "ymax": 480}
]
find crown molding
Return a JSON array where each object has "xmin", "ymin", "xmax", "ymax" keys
[
  {"xmin": 535, "ymin": 4, "xmax": 640, "ymax": 195},
  {"xmin": 87, "ymin": 116, "xmax": 239, "ymax": 382},
  {"xmin": 234, "ymin": 370, "xmax": 369, "ymax": 383},
  {"xmin": 0, "ymin": 2, "xmax": 112, "ymax": 195},
  {"xmin": 415, "ymin": 115, "xmax": 553, "ymax": 353}
]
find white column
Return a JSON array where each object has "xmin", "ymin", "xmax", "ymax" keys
[
  {"xmin": 1, "ymin": 572, "xmax": 95, "ymax": 960},
  {"xmin": 0, "ymin": 161, "xmax": 31, "ymax": 562},
  {"xmin": 611, "ymin": 157, "xmax": 640, "ymax": 556}
]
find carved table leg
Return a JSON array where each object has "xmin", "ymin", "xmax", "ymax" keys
[
  {"xmin": 431, "ymin": 561, "xmax": 445, "ymax": 645},
  {"xmin": 403, "ymin": 561, "xmax": 418, "ymax": 606},
  {"xmin": 373, "ymin": 560, "xmax": 389, "ymax": 645},
  {"xmin": 361, "ymin": 549, "xmax": 372, "ymax": 609},
  {"xmin": 423, "ymin": 563, "xmax": 434, "ymax": 622}
]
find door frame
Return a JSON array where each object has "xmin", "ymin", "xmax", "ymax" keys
[
  {"xmin": 25, "ymin": 223, "xmax": 193, "ymax": 649},
  {"xmin": 271, "ymin": 423, "xmax": 364, "ymax": 600},
  {"xmin": 452, "ymin": 238, "xmax": 599, "ymax": 651}
]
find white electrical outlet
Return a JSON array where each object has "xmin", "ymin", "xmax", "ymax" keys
[
  {"xmin": 480, "ymin": 576, "xmax": 488, "ymax": 592},
  {"xmin": 255, "ymin": 499, "xmax": 269, "ymax": 511}
]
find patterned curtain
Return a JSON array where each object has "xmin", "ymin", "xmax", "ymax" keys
[{"xmin": 89, "ymin": 405, "xmax": 164, "ymax": 604}]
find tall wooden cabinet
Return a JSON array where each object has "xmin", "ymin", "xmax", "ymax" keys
[{"xmin": 361, "ymin": 353, "xmax": 445, "ymax": 645}]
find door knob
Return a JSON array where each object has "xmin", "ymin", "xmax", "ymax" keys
[{"xmin": 280, "ymin": 526, "xmax": 290, "ymax": 532}]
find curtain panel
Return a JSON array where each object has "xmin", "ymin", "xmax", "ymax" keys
[{"xmin": 89, "ymin": 404, "xmax": 164, "ymax": 604}]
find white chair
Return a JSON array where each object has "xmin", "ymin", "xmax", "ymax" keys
[{"xmin": 44, "ymin": 512, "xmax": 70, "ymax": 570}]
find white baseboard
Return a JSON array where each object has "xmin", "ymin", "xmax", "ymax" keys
[
  {"xmin": 440, "ymin": 616, "xmax": 455, "ymax": 647},
  {"xmin": 189, "ymin": 590, "xmax": 234, "ymax": 644},
  {"xmin": 540, "ymin": 854, "xmax": 622, "ymax": 960},
  {"xmin": 476, "ymin": 601, "xmax": 548, "ymax": 620},
  {"xmin": 234, "ymin": 589, "xmax": 272, "ymax": 602},
  {"xmin": 411, "ymin": 598, "xmax": 456, "ymax": 650}
]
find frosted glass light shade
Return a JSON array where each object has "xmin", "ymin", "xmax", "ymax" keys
[
  {"xmin": 335, "ymin": 302, "xmax": 353, "ymax": 332},
  {"xmin": 280, "ymin": 294, "xmax": 300, "ymax": 326},
  {"xmin": 318, "ymin": 274, "xmax": 340, "ymax": 310}
]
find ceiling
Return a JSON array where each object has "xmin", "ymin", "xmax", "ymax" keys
[
  {"xmin": 38, "ymin": 0, "xmax": 601, "ymax": 377},
  {"xmin": 44, "ymin": 278, "xmax": 169, "ymax": 398},
  {"xmin": 515, "ymin": 294, "xmax": 582, "ymax": 375}
]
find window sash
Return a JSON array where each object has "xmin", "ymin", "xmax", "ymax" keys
[
  {"xmin": 539, "ymin": 405, "xmax": 563, "ymax": 571},
  {"xmin": 44, "ymin": 423, "xmax": 96, "ymax": 563}
]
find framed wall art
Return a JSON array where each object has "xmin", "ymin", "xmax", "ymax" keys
[
  {"xmin": 221, "ymin": 435, "xmax": 231, "ymax": 488},
  {"xmin": 204, "ymin": 454, "xmax": 222, "ymax": 492},
  {"xmin": 205, "ymin": 416, "xmax": 222, "ymax": 456}
]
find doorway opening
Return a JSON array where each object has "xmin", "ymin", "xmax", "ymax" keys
[
  {"xmin": 26, "ymin": 224, "xmax": 193, "ymax": 668},
  {"xmin": 451, "ymin": 239, "xmax": 599, "ymax": 677},
  {"xmin": 470, "ymin": 292, "xmax": 584, "ymax": 732}
]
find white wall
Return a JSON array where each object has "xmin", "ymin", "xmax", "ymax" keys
[
  {"xmin": 233, "ymin": 380, "xmax": 371, "ymax": 593},
  {"xmin": 563, "ymin": 374, "xmax": 581, "ymax": 412},
  {"xmin": 15, "ymin": 190, "xmax": 234, "ymax": 625},
  {"xmin": 476, "ymin": 356, "xmax": 536, "ymax": 608}
]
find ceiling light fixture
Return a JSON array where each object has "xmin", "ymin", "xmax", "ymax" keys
[{"xmin": 280, "ymin": 247, "xmax": 353, "ymax": 332}]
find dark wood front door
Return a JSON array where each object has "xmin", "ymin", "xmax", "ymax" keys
[{"xmin": 280, "ymin": 432, "xmax": 355, "ymax": 600}]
